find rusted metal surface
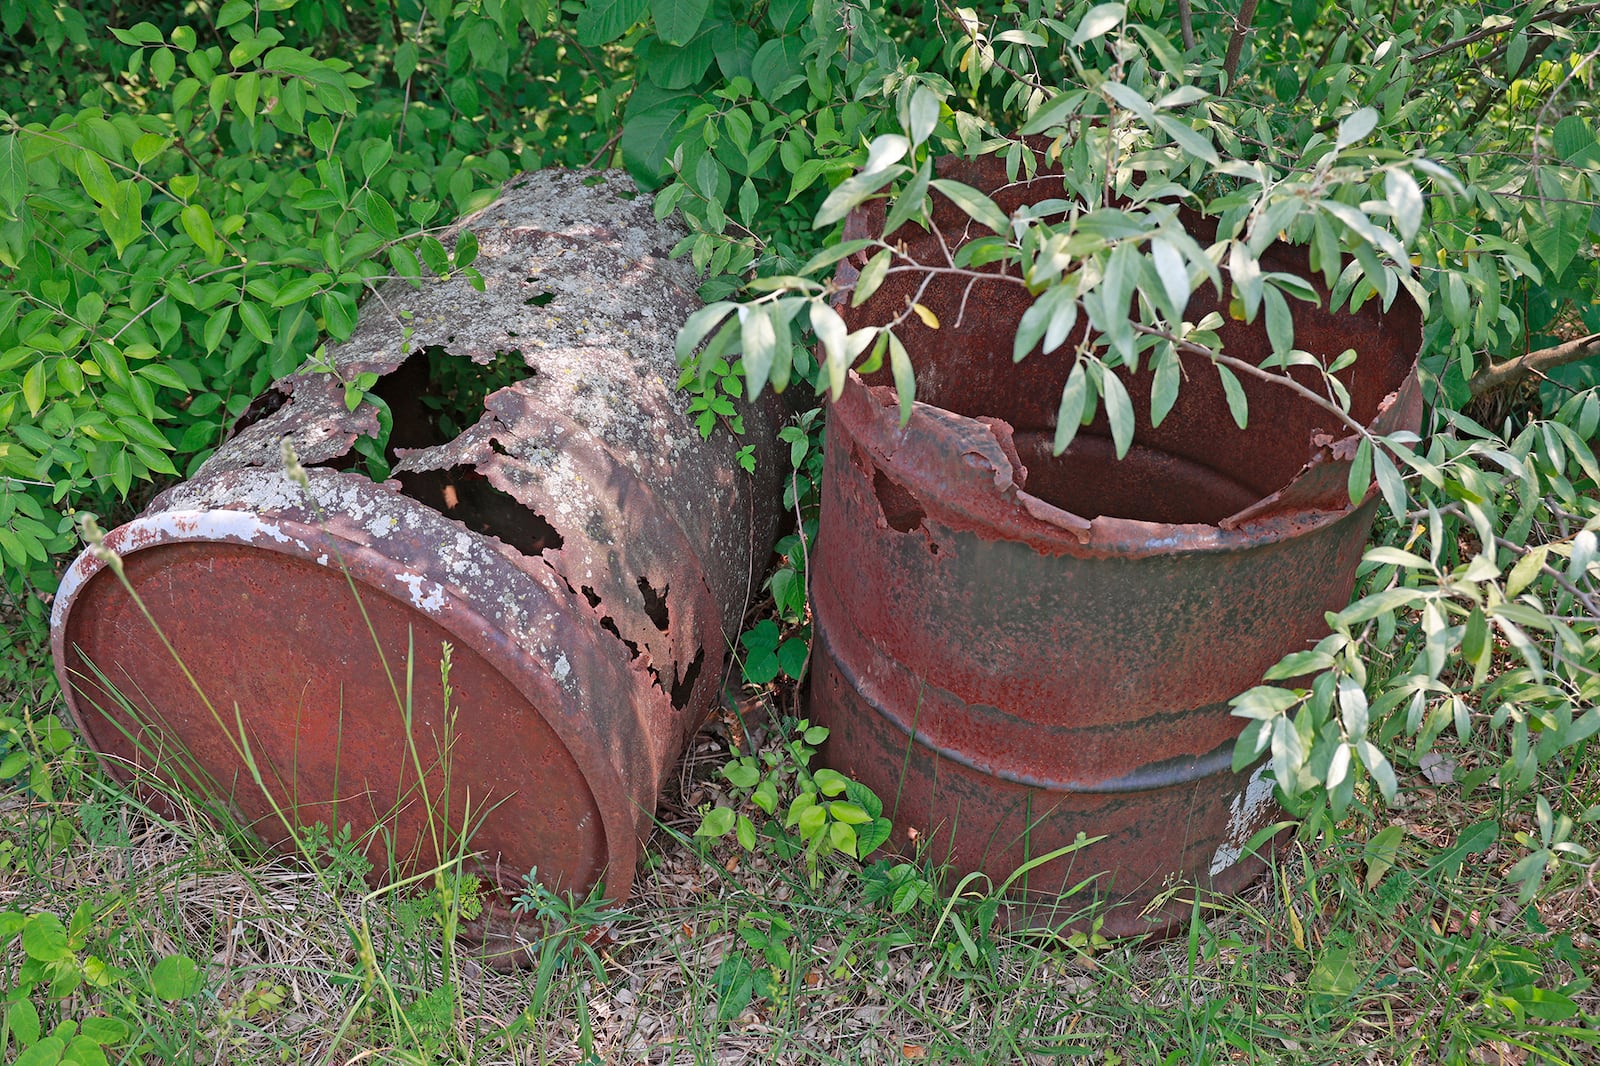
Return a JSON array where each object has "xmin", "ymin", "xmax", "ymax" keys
[
  {"xmin": 52, "ymin": 170, "xmax": 783, "ymax": 950},
  {"xmin": 809, "ymin": 155, "xmax": 1423, "ymax": 936}
]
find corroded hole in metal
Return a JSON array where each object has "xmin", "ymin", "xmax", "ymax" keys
[
  {"xmin": 231, "ymin": 384, "xmax": 289, "ymax": 436},
  {"xmin": 336, "ymin": 345, "xmax": 567, "ymax": 557},
  {"xmin": 670, "ymin": 649, "xmax": 704, "ymax": 711},
  {"xmin": 636, "ymin": 576, "xmax": 670, "ymax": 632},
  {"xmin": 582, "ymin": 586, "xmax": 642, "ymax": 661},
  {"xmin": 871, "ymin": 469, "xmax": 928, "ymax": 534}
]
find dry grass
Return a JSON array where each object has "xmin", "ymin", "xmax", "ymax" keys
[{"xmin": 0, "ymin": 677, "xmax": 1596, "ymax": 1066}]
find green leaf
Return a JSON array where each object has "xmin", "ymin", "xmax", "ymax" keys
[
  {"xmin": 907, "ymin": 85, "xmax": 940, "ymax": 147},
  {"xmin": 829, "ymin": 820, "xmax": 857, "ymax": 857},
  {"xmin": 1347, "ymin": 436, "xmax": 1373, "ymax": 506},
  {"xmin": 712, "ymin": 953, "xmax": 753, "ymax": 1021},
  {"xmin": 1149, "ymin": 348, "xmax": 1180, "ymax": 428},
  {"xmin": 1335, "ymin": 107, "xmax": 1379, "ymax": 149},
  {"xmin": 238, "ymin": 301, "xmax": 273, "ymax": 344},
  {"xmin": 674, "ymin": 301, "xmax": 736, "ymax": 364},
  {"xmin": 1505, "ymin": 544, "xmax": 1548, "ymax": 598},
  {"xmin": 929, "ymin": 178, "xmax": 1009, "ymax": 233},
  {"xmin": 203, "ymin": 306, "xmax": 233, "ymax": 352},
  {"xmin": 21, "ymin": 361, "xmax": 45, "ymax": 416},
  {"xmin": 7, "ymin": 996, "xmax": 41, "ymax": 1046},
  {"xmin": 1553, "ymin": 116, "xmax": 1596, "ymax": 163},
  {"xmin": 751, "ymin": 36, "xmax": 805, "ymax": 105},
  {"xmin": 888, "ymin": 331, "xmax": 915, "ymax": 426},
  {"xmin": 650, "ymin": 0, "xmax": 709, "ymax": 45},
  {"xmin": 1363, "ymin": 824, "xmax": 1404, "ymax": 889},
  {"xmin": 1052, "ymin": 360, "xmax": 1089, "ymax": 455},
  {"xmin": 852, "ymin": 247, "xmax": 891, "ymax": 307},
  {"xmin": 454, "ymin": 229, "xmax": 479, "ymax": 269},
  {"xmin": 100, "ymin": 180, "xmax": 142, "ymax": 257},
  {"xmin": 1101, "ymin": 368, "xmax": 1134, "ymax": 459},
  {"xmin": 1263, "ymin": 286, "xmax": 1293, "ymax": 356},
  {"xmin": 0, "ymin": 133, "xmax": 25, "ymax": 213},
  {"xmin": 1384, "ymin": 170, "xmax": 1423, "ymax": 243},
  {"xmin": 217, "ymin": 0, "xmax": 252, "ymax": 28},
  {"xmin": 738, "ymin": 304, "xmax": 776, "ymax": 398},
  {"xmin": 1071, "ymin": 3, "xmax": 1125, "ymax": 46},
  {"xmin": 13, "ymin": 1036, "xmax": 65, "ymax": 1066},
  {"xmin": 21, "ymin": 913, "xmax": 70, "ymax": 962},
  {"xmin": 1152, "ymin": 113, "xmax": 1219, "ymax": 164},
  {"xmin": 181, "ymin": 204, "xmax": 219, "ymax": 261},
  {"xmin": 1216, "ymin": 364, "xmax": 1248, "ymax": 429},
  {"xmin": 576, "ymin": 0, "xmax": 647, "ymax": 45}
]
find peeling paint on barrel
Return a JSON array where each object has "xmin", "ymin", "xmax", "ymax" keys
[
  {"xmin": 807, "ymin": 154, "xmax": 1423, "ymax": 936},
  {"xmin": 50, "ymin": 170, "xmax": 783, "ymax": 956}
]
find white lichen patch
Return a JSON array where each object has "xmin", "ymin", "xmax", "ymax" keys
[{"xmin": 394, "ymin": 571, "xmax": 449, "ymax": 614}]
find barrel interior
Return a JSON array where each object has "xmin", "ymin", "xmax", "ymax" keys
[
  {"xmin": 324, "ymin": 344, "xmax": 566, "ymax": 558},
  {"xmin": 856, "ymin": 195, "xmax": 1420, "ymax": 526},
  {"xmin": 58, "ymin": 541, "xmax": 609, "ymax": 897}
]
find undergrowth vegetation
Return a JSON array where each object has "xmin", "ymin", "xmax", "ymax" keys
[{"xmin": 1, "ymin": 0, "xmax": 1598, "ymax": 1062}]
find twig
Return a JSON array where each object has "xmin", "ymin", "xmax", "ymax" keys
[
  {"xmin": 1177, "ymin": 0, "xmax": 1195, "ymax": 49},
  {"xmin": 1468, "ymin": 332, "xmax": 1600, "ymax": 399},
  {"xmin": 1221, "ymin": 0, "xmax": 1260, "ymax": 86},
  {"xmin": 586, "ymin": 127, "xmax": 624, "ymax": 170},
  {"xmin": 1414, "ymin": 3, "xmax": 1600, "ymax": 62}
]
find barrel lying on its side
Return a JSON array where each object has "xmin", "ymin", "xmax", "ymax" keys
[{"xmin": 52, "ymin": 170, "xmax": 783, "ymax": 934}]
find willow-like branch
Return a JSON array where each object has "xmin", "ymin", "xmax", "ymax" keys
[
  {"xmin": 1469, "ymin": 332, "xmax": 1600, "ymax": 398},
  {"xmin": 1221, "ymin": 0, "xmax": 1260, "ymax": 84},
  {"xmin": 1415, "ymin": 3, "xmax": 1600, "ymax": 61}
]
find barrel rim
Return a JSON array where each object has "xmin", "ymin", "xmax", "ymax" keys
[{"xmin": 50, "ymin": 504, "xmax": 641, "ymax": 900}]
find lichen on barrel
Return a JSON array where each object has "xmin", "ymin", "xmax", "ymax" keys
[{"xmin": 51, "ymin": 170, "xmax": 784, "ymax": 949}]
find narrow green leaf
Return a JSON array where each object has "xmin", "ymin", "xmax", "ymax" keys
[
  {"xmin": 674, "ymin": 301, "xmax": 736, "ymax": 364},
  {"xmin": 0, "ymin": 133, "xmax": 25, "ymax": 212},
  {"xmin": 1384, "ymin": 170, "xmax": 1423, "ymax": 242},
  {"xmin": 1348, "ymin": 436, "xmax": 1373, "ymax": 506},
  {"xmin": 1216, "ymin": 364, "xmax": 1248, "ymax": 429},
  {"xmin": 1152, "ymin": 113, "xmax": 1219, "ymax": 164},
  {"xmin": 852, "ymin": 247, "xmax": 892, "ymax": 307},
  {"xmin": 1335, "ymin": 107, "xmax": 1379, "ymax": 149},
  {"xmin": 1505, "ymin": 544, "xmax": 1549, "ymax": 598},
  {"xmin": 1150, "ymin": 237, "xmax": 1188, "ymax": 321},
  {"xmin": 739, "ymin": 303, "xmax": 776, "ymax": 398},
  {"xmin": 1372, "ymin": 446, "xmax": 1407, "ymax": 517},
  {"xmin": 907, "ymin": 85, "xmax": 940, "ymax": 146},
  {"xmin": 1102, "ymin": 367, "xmax": 1134, "ymax": 459},
  {"xmin": 1149, "ymin": 347, "xmax": 1180, "ymax": 427},
  {"xmin": 928, "ymin": 178, "xmax": 1009, "ymax": 233},
  {"xmin": 1071, "ymin": 3, "xmax": 1125, "ymax": 46},
  {"xmin": 888, "ymin": 331, "xmax": 915, "ymax": 425},
  {"xmin": 1052, "ymin": 360, "xmax": 1088, "ymax": 454},
  {"xmin": 1263, "ymin": 285, "xmax": 1293, "ymax": 356}
]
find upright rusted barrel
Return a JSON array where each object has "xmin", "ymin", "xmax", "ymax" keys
[
  {"xmin": 52, "ymin": 171, "xmax": 782, "ymax": 920},
  {"xmin": 808, "ymin": 156, "xmax": 1422, "ymax": 935}
]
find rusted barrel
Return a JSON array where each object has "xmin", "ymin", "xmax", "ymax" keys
[
  {"xmin": 52, "ymin": 170, "xmax": 783, "ymax": 921},
  {"xmin": 809, "ymin": 155, "xmax": 1422, "ymax": 935}
]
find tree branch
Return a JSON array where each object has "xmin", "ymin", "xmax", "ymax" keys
[
  {"xmin": 1221, "ymin": 0, "xmax": 1260, "ymax": 86},
  {"xmin": 1469, "ymin": 332, "xmax": 1600, "ymax": 398},
  {"xmin": 1177, "ymin": 0, "xmax": 1195, "ymax": 49},
  {"xmin": 1415, "ymin": 3, "xmax": 1600, "ymax": 62}
]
